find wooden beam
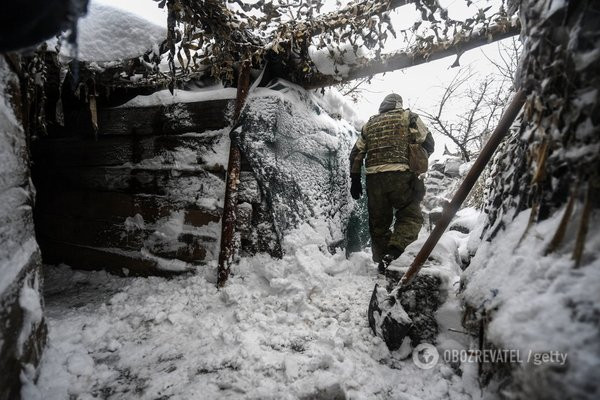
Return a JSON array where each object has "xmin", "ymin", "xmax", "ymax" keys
[
  {"xmin": 299, "ymin": 19, "xmax": 521, "ymax": 89},
  {"xmin": 217, "ymin": 60, "xmax": 252, "ymax": 287}
]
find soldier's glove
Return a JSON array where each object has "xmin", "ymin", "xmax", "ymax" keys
[{"xmin": 350, "ymin": 174, "xmax": 363, "ymax": 200}]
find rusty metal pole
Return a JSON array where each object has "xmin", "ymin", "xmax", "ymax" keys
[
  {"xmin": 398, "ymin": 89, "xmax": 527, "ymax": 287},
  {"xmin": 217, "ymin": 60, "xmax": 252, "ymax": 287}
]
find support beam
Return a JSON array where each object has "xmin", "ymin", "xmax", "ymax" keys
[
  {"xmin": 217, "ymin": 61, "xmax": 252, "ymax": 287},
  {"xmin": 298, "ymin": 19, "xmax": 520, "ymax": 89}
]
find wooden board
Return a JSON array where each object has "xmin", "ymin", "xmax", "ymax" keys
[
  {"xmin": 35, "ymin": 189, "xmax": 221, "ymax": 224},
  {"xmin": 61, "ymin": 99, "xmax": 232, "ymax": 137},
  {"xmin": 39, "ymin": 239, "xmax": 165, "ymax": 276},
  {"xmin": 35, "ymin": 166, "xmax": 225, "ymax": 198},
  {"xmin": 32, "ymin": 98, "xmax": 232, "ymax": 274},
  {"xmin": 35, "ymin": 213, "xmax": 219, "ymax": 261},
  {"xmin": 32, "ymin": 133, "xmax": 226, "ymax": 168},
  {"xmin": 35, "ymin": 213, "xmax": 145, "ymax": 250}
]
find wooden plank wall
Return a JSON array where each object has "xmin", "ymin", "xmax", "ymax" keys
[{"xmin": 32, "ymin": 99, "xmax": 233, "ymax": 276}]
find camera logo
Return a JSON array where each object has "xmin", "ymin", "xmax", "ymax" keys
[{"xmin": 412, "ymin": 343, "xmax": 439, "ymax": 369}]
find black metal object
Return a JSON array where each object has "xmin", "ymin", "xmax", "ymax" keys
[{"xmin": 368, "ymin": 284, "xmax": 412, "ymax": 351}]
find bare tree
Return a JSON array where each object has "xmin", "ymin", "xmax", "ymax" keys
[
  {"xmin": 483, "ymin": 36, "xmax": 522, "ymax": 90},
  {"xmin": 419, "ymin": 39, "xmax": 521, "ymax": 162}
]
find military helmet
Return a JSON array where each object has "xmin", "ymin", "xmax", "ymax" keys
[{"xmin": 379, "ymin": 93, "xmax": 403, "ymax": 113}]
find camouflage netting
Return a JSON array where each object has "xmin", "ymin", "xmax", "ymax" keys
[
  {"xmin": 236, "ymin": 80, "xmax": 356, "ymax": 251},
  {"xmin": 485, "ymin": 0, "xmax": 599, "ymax": 237},
  {"xmin": 462, "ymin": 0, "xmax": 600, "ymax": 398}
]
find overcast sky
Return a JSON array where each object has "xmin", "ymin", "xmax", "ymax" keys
[
  {"xmin": 92, "ymin": 0, "xmax": 517, "ymax": 159},
  {"xmin": 351, "ymin": 38, "xmax": 516, "ymax": 159}
]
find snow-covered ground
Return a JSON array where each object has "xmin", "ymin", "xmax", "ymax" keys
[
  {"xmin": 26, "ymin": 221, "xmax": 481, "ymax": 400},
  {"xmin": 462, "ymin": 207, "xmax": 600, "ymax": 399}
]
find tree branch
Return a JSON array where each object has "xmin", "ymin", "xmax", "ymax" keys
[{"xmin": 296, "ymin": 18, "xmax": 520, "ymax": 89}]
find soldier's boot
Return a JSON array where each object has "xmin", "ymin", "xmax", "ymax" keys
[{"xmin": 377, "ymin": 246, "xmax": 404, "ymax": 274}]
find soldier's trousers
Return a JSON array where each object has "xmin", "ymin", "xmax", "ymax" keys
[{"xmin": 366, "ymin": 171, "xmax": 425, "ymax": 263}]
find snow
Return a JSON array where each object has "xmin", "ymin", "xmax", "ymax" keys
[
  {"xmin": 449, "ymin": 207, "xmax": 482, "ymax": 234},
  {"xmin": 0, "ymin": 58, "xmax": 28, "ymax": 196},
  {"xmin": 311, "ymin": 86, "xmax": 366, "ymax": 130},
  {"xmin": 124, "ymin": 214, "xmax": 145, "ymax": 232},
  {"xmin": 17, "ymin": 273, "xmax": 43, "ymax": 358},
  {"xmin": 29, "ymin": 222, "xmax": 481, "ymax": 399},
  {"xmin": 0, "ymin": 237, "xmax": 39, "ymax": 296},
  {"xmin": 58, "ymin": 2, "xmax": 167, "ymax": 62},
  {"xmin": 0, "ymin": 62, "xmax": 20, "ymax": 133},
  {"xmin": 309, "ymin": 44, "xmax": 370, "ymax": 79},
  {"xmin": 139, "ymin": 248, "xmax": 193, "ymax": 273},
  {"xmin": 134, "ymin": 209, "xmax": 222, "ymax": 271},
  {"xmin": 118, "ymin": 86, "xmax": 238, "ymax": 108},
  {"xmin": 462, "ymin": 207, "xmax": 600, "ymax": 397},
  {"xmin": 237, "ymin": 80, "xmax": 358, "ymax": 244},
  {"xmin": 1, "ymin": 55, "xmax": 45, "ymax": 399},
  {"xmin": 118, "ymin": 77, "xmax": 364, "ymax": 132}
]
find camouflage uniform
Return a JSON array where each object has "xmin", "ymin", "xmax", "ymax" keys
[{"xmin": 349, "ymin": 94, "xmax": 434, "ymax": 263}]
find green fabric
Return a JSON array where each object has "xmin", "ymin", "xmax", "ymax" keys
[
  {"xmin": 366, "ymin": 171, "xmax": 424, "ymax": 262},
  {"xmin": 345, "ymin": 174, "xmax": 370, "ymax": 256}
]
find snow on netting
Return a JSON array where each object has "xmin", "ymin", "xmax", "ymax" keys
[{"xmin": 237, "ymin": 80, "xmax": 358, "ymax": 248}]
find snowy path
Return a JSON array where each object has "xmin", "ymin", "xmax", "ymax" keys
[{"xmin": 28, "ymin": 225, "xmax": 479, "ymax": 400}]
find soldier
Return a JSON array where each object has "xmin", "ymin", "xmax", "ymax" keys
[{"xmin": 349, "ymin": 93, "xmax": 434, "ymax": 272}]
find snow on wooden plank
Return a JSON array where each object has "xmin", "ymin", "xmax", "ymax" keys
[
  {"xmin": 35, "ymin": 214, "xmax": 146, "ymax": 251},
  {"xmin": 0, "ymin": 254, "xmax": 45, "ymax": 400},
  {"xmin": 36, "ymin": 213, "xmax": 218, "ymax": 258},
  {"xmin": 36, "ymin": 166, "xmax": 225, "ymax": 198},
  {"xmin": 36, "ymin": 189, "xmax": 222, "ymax": 226},
  {"xmin": 97, "ymin": 100, "xmax": 232, "ymax": 136},
  {"xmin": 35, "ymin": 190, "xmax": 170, "ymax": 222},
  {"xmin": 39, "ymin": 241, "xmax": 184, "ymax": 276}
]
